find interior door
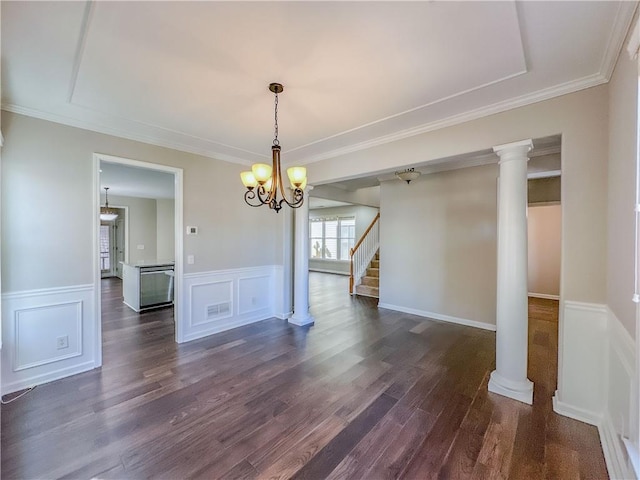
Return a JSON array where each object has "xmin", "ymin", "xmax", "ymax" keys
[
  {"xmin": 115, "ymin": 217, "xmax": 125, "ymax": 278},
  {"xmin": 100, "ymin": 223, "xmax": 112, "ymax": 278}
]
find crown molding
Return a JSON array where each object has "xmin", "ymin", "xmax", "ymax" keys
[
  {"xmin": 627, "ymin": 5, "xmax": 640, "ymax": 59},
  {"xmin": 529, "ymin": 144, "xmax": 561, "ymax": 158},
  {"xmin": 1, "ymin": 69, "xmax": 606, "ymax": 169},
  {"xmin": 294, "ymin": 72, "xmax": 607, "ymax": 166},
  {"xmin": 600, "ymin": 1, "xmax": 638, "ymax": 80},
  {"xmin": 1, "ymin": 103, "xmax": 255, "ymax": 166}
]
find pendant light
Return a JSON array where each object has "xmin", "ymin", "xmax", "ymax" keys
[
  {"xmin": 100, "ymin": 187, "xmax": 118, "ymax": 221},
  {"xmin": 240, "ymin": 83, "xmax": 308, "ymax": 212}
]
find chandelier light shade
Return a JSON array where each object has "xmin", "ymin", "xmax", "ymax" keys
[
  {"xmin": 395, "ymin": 167, "xmax": 421, "ymax": 184},
  {"xmin": 100, "ymin": 187, "xmax": 119, "ymax": 221},
  {"xmin": 240, "ymin": 83, "xmax": 308, "ymax": 213}
]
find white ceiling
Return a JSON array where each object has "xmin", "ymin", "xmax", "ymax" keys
[
  {"xmin": 100, "ymin": 161, "xmax": 175, "ymax": 200},
  {"xmin": 2, "ymin": 2, "xmax": 636, "ymax": 166},
  {"xmin": 308, "ymin": 197, "xmax": 353, "ymax": 210}
]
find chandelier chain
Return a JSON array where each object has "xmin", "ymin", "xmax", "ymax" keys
[{"xmin": 273, "ymin": 91, "xmax": 279, "ymax": 146}]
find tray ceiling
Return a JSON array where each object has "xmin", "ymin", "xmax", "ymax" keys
[{"xmin": 1, "ymin": 1, "xmax": 636, "ymax": 166}]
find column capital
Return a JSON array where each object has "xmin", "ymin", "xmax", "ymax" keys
[{"xmin": 493, "ymin": 139, "xmax": 533, "ymax": 164}]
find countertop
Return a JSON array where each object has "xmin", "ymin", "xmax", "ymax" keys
[{"xmin": 121, "ymin": 260, "xmax": 175, "ymax": 268}]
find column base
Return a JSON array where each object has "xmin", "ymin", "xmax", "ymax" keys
[
  {"xmin": 288, "ymin": 313, "xmax": 314, "ymax": 327},
  {"xmin": 488, "ymin": 370, "xmax": 533, "ymax": 405}
]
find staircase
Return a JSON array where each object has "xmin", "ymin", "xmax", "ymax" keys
[
  {"xmin": 355, "ymin": 251, "xmax": 379, "ymax": 298},
  {"xmin": 350, "ymin": 213, "xmax": 380, "ymax": 298}
]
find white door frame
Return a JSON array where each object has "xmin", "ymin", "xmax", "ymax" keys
[{"xmin": 93, "ymin": 153, "xmax": 185, "ymax": 367}]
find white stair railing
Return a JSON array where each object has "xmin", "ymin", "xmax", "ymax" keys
[{"xmin": 349, "ymin": 213, "xmax": 380, "ymax": 295}]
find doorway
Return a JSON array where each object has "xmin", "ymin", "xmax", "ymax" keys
[
  {"xmin": 94, "ymin": 153, "xmax": 184, "ymax": 368},
  {"xmin": 100, "ymin": 207, "xmax": 127, "ymax": 279}
]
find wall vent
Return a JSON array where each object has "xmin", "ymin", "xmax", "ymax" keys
[{"xmin": 207, "ymin": 302, "xmax": 231, "ymax": 320}]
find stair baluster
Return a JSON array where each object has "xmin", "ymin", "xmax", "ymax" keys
[{"xmin": 349, "ymin": 213, "xmax": 380, "ymax": 296}]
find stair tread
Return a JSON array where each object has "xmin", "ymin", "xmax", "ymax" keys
[{"xmin": 355, "ymin": 284, "xmax": 379, "ymax": 298}]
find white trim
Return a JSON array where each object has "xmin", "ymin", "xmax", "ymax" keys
[
  {"xmin": 308, "ymin": 268, "xmax": 349, "ymax": 276},
  {"xmin": 627, "ymin": 6, "xmax": 640, "ymax": 59},
  {"xmin": 3, "ymin": 104, "xmax": 257, "ymax": 166},
  {"xmin": 1, "ymin": 360, "xmax": 97, "ymax": 397},
  {"xmin": 564, "ymin": 300, "xmax": 608, "ymax": 314},
  {"xmin": 553, "ymin": 393, "xmax": 602, "ymax": 426},
  {"xmin": 1, "ymin": 283, "xmax": 98, "ymax": 395},
  {"xmin": 527, "ymin": 170, "xmax": 561, "ymax": 180},
  {"xmin": 623, "ymin": 437, "xmax": 640, "ymax": 479},
  {"xmin": 608, "ymin": 307, "xmax": 636, "ymax": 374},
  {"xmin": 183, "ymin": 265, "xmax": 276, "ymax": 280},
  {"xmin": 600, "ymin": 413, "xmax": 637, "ymax": 480},
  {"xmin": 2, "ymin": 284, "xmax": 94, "ymax": 300},
  {"xmin": 294, "ymin": 73, "xmax": 607, "ymax": 165},
  {"xmin": 14, "ymin": 301, "xmax": 83, "ymax": 371},
  {"xmin": 94, "ymin": 154, "xmax": 185, "ymax": 346},
  {"xmin": 182, "ymin": 265, "xmax": 280, "ymax": 342},
  {"xmin": 378, "ymin": 303, "xmax": 496, "ymax": 331},
  {"xmin": 488, "ymin": 371, "xmax": 533, "ymax": 405},
  {"xmin": 601, "ymin": 2, "xmax": 638, "ymax": 79},
  {"xmin": 528, "ymin": 292, "xmax": 560, "ymax": 300},
  {"xmin": 288, "ymin": 314, "xmax": 315, "ymax": 327}
]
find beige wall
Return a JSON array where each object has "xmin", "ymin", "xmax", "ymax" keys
[
  {"xmin": 607, "ymin": 35, "xmax": 638, "ymax": 337},
  {"xmin": 156, "ymin": 199, "xmax": 175, "ymax": 261},
  {"xmin": 528, "ymin": 205, "xmax": 561, "ymax": 297},
  {"xmin": 1, "ymin": 111, "xmax": 283, "ymax": 292},
  {"xmin": 308, "ymin": 86, "xmax": 609, "ymax": 306},
  {"xmin": 380, "ymin": 164, "xmax": 498, "ymax": 326}
]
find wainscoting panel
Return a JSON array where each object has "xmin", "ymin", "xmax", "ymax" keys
[
  {"xmin": 238, "ymin": 275, "xmax": 271, "ymax": 316},
  {"xmin": 553, "ymin": 300, "xmax": 607, "ymax": 425},
  {"xmin": 1, "ymin": 285, "xmax": 98, "ymax": 395},
  {"xmin": 182, "ymin": 266, "xmax": 281, "ymax": 343},
  {"xmin": 599, "ymin": 308, "xmax": 637, "ymax": 480}
]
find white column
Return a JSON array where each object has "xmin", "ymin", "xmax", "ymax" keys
[
  {"xmin": 488, "ymin": 139, "xmax": 534, "ymax": 405},
  {"xmin": 290, "ymin": 187, "xmax": 314, "ymax": 326}
]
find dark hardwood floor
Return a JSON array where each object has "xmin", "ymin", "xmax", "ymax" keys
[{"xmin": 1, "ymin": 273, "xmax": 607, "ymax": 479}]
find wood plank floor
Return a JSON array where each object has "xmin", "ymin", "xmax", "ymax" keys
[{"xmin": 1, "ymin": 273, "xmax": 607, "ymax": 479}]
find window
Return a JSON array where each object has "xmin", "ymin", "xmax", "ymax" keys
[
  {"xmin": 100, "ymin": 225, "xmax": 111, "ymax": 271},
  {"xmin": 310, "ymin": 217, "xmax": 355, "ymax": 260}
]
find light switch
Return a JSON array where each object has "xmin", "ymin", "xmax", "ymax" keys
[
  {"xmin": 137, "ymin": 244, "xmax": 145, "ymax": 250},
  {"xmin": 187, "ymin": 255, "xmax": 195, "ymax": 264},
  {"xmin": 186, "ymin": 226, "xmax": 198, "ymax": 235}
]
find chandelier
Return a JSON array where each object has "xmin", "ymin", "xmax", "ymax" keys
[
  {"xmin": 100, "ymin": 187, "xmax": 118, "ymax": 221},
  {"xmin": 240, "ymin": 83, "xmax": 307, "ymax": 213}
]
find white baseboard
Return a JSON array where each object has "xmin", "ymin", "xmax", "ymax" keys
[
  {"xmin": 2, "ymin": 360, "xmax": 97, "ymax": 396},
  {"xmin": 599, "ymin": 413, "xmax": 637, "ymax": 480},
  {"xmin": 308, "ymin": 268, "xmax": 349, "ymax": 276},
  {"xmin": 552, "ymin": 392, "xmax": 602, "ymax": 426},
  {"xmin": 378, "ymin": 303, "xmax": 496, "ymax": 331},
  {"xmin": 528, "ymin": 292, "xmax": 560, "ymax": 300}
]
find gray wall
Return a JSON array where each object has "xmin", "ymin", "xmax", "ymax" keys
[
  {"xmin": 380, "ymin": 164, "xmax": 498, "ymax": 326},
  {"xmin": 308, "ymin": 204, "xmax": 379, "ymax": 274},
  {"xmin": 108, "ymin": 194, "xmax": 157, "ymax": 265},
  {"xmin": 156, "ymin": 199, "xmax": 175, "ymax": 261},
  {"xmin": 1, "ymin": 111, "xmax": 283, "ymax": 293},
  {"xmin": 308, "ymin": 85, "xmax": 609, "ymax": 308}
]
